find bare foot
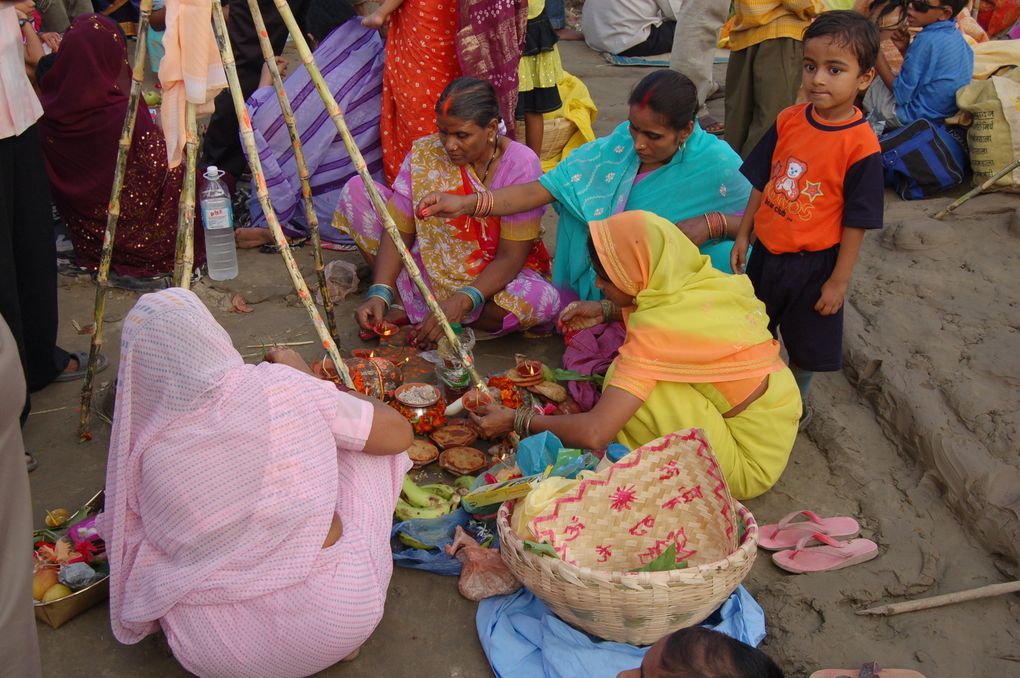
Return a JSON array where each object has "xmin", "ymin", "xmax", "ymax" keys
[
  {"xmin": 64, "ymin": 356, "xmax": 80, "ymax": 373},
  {"xmin": 555, "ymin": 28, "xmax": 583, "ymax": 41},
  {"xmin": 235, "ymin": 227, "xmax": 275, "ymax": 249},
  {"xmin": 341, "ymin": 647, "xmax": 361, "ymax": 662}
]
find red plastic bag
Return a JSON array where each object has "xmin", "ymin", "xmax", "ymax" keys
[{"xmin": 445, "ymin": 526, "xmax": 520, "ymax": 601}]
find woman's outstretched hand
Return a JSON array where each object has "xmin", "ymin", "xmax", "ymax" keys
[
  {"xmin": 355, "ymin": 296, "xmax": 388, "ymax": 331},
  {"xmin": 416, "ymin": 192, "xmax": 470, "ymax": 219},
  {"xmin": 469, "ymin": 401, "xmax": 516, "ymax": 439},
  {"xmin": 557, "ymin": 301, "xmax": 603, "ymax": 333},
  {"xmin": 409, "ymin": 295, "xmax": 471, "ymax": 349}
]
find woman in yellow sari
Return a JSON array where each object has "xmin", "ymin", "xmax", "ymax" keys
[{"xmin": 471, "ymin": 210, "xmax": 801, "ymax": 500}]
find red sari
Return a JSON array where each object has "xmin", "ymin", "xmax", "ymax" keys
[
  {"xmin": 37, "ymin": 14, "xmax": 204, "ymax": 279},
  {"xmin": 379, "ymin": 0, "xmax": 527, "ymax": 184}
]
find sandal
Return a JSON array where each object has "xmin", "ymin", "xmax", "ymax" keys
[
  {"xmin": 772, "ymin": 532, "xmax": 878, "ymax": 574},
  {"xmin": 811, "ymin": 664, "xmax": 925, "ymax": 678},
  {"xmin": 55, "ymin": 351, "xmax": 108, "ymax": 382},
  {"xmin": 759, "ymin": 510, "xmax": 860, "ymax": 551},
  {"xmin": 699, "ymin": 115, "xmax": 725, "ymax": 137},
  {"xmin": 799, "ymin": 403, "xmax": 814, "ymax": 431},
  {"xmin": 706, "ymin": 83, "xmax": 726, "ymax": 101}
]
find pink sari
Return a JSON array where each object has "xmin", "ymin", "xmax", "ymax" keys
[{"xmin": 99, "ymin": 288, "xmax": 409, "ymax": 678}]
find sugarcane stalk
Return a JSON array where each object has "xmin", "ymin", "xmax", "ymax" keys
[
  {"xmin": 173, "ymin": 101, "xmax": 199, "ymax": 288},
  {"xmin": 246, "ymin": 0, "xmax": 337, "ymax": 342},
  {"xmin": 210, "ymin": 0, "xmax": 353, "ymax": 388},
  {"xmin": 857, "ymin": 580, "xmax": 1020, "ymax": 616},
  {"xmin": 269, "ymin": 0, "xmax": 486, "ymax": 390},
  {"xmin": 78, "ymin": 0, "xmax": 153, "ymax": 442},
  {"xmin": 933, "ymin": 157, "xmax": 1020, "ymax": 219}
]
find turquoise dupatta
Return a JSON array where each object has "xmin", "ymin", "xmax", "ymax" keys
[{"xmin": 539, "ymin": 121, "xmax": 752, "ymax": 300}]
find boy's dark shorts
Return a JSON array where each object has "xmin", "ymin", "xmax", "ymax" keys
[{"xmin": 745, "ymin": 245, "xmax": 843, "ymax": 372}]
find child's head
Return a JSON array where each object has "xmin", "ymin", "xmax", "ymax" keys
[
  {"xmin": 906, "ymin": 0, "xmax": 966, "ymax": 28},
  {"xmin": 863, "ymin": 0, "xmax": 908, "ymax": 30},
  {"xmin": 617, "ymin": 627, "xmax": 784, "ymax": 678},
  {"xmin": 802, "ymin": 11, "xmax": 879, "ymax": 119},
  {"xmin": 303, "ymin": 0, "xmax": 357, "ymax": 47}
]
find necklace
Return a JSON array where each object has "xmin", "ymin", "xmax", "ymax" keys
[{"xmin": 476, "ymin": 137, "xmax": 500, "ymax": 185}]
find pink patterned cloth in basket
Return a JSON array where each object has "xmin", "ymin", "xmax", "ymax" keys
[{"xmin": 529, "ymin": 429, "xmax": 738, "ymax": 570}]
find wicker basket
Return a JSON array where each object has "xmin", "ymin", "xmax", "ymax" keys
[
  {"xmin": 498, "ymin": 500, "xmax": 758, "ymax": 645},
  {"xmin": 514, "ymin": 117, "xmax": 578, "ymax": 162},
  {"xmin": 497, "ymin": 430, "xmax": 759, "ymax": 645}
]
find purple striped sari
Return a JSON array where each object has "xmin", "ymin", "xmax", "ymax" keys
[{"xmin": 246, "ymin": 19, "xmax": 384, "ymax": 244}]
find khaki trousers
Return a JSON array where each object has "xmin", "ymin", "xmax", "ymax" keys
[
  {"xmin": 669, "ymin": 0, "xmax": 729, "ymax": 118},
  {"xmin": 724, "ymin": 37, "xmax": 803, "ymax": 157}
]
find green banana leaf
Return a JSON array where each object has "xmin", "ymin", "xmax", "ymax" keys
[
  {"xmin": 630, "ymin": 544, "xmax": 689, "ymax": 572},
  {"xmin": 543, "ymin": 366, "xmax": 606, "ymax": 386},
  {"xmin": 522, "ymin": 540, "xmax": 560, "ymax": 558}
]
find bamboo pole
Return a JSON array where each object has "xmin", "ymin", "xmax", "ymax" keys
[
  {"xmin": 78, "ymin": 0, "xmax": 153, "ymax": 441},
  {"xmin": 933, "ymin": 158, "xmax": 1020, "ymax": 219},
  {"xmin": 173, "ymin": 101, "xmax": 199, "ymax": 288},
  {"xmin": 246, "ymin": 0, "xmax": 337, "ymax": 342},
  {"xmin": 209, "ymin": 0, "xmax": 354, "ymax": 388},
  {"xmin": 267, "ymin": 0, "xmax": 486, "ymax": 390},
  {"xmin": 857, "ymin": 580, "xmax": 1020, "ymax": 617}
]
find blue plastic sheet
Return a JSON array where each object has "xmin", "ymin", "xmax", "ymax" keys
[
  {"xmin": 517, "ymin": 432, "xmax": 565, "ymax": 476},
  {"xmin": 390, "ymin": 509, "xmax": 470, "ymax": 576},
  {"xmin": 476, "ymin": 587, "xmax": 766, "ymax": 678},
  {"xmin": 517, "ymin": 432, "xmax": 598, "ymax": 478}
]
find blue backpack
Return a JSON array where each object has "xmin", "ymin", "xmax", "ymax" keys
[{"xmin": 880, "ymin": 119, "xmax": 968, "ymax": 200}]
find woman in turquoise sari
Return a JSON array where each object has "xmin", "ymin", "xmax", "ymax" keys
[{"xmin": 418, "ymin": 69, "xmax": 751, "ymax": 300}]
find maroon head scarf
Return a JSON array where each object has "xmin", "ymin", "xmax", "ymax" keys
[{"xmin": 37, "ymin": 14, "xmax": 155, "ymax": 209}]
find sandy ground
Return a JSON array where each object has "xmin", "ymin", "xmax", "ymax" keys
[{"xmin": 25, "ymin": 40, "xmax": 1020, "ymax": 677}]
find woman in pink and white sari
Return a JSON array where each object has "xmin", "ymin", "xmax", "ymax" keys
[{"xmin": 98, "ymin": 288, "xmax": 413, "ymax": 678}]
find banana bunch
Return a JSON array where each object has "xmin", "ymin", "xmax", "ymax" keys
[{"xmin": 395, "ymin": 474, "xmax": 462, "ymax": 521}]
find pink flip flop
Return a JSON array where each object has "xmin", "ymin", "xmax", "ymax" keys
[
  {"xmin": 772, "ymin": 533, "xmax": 878, "ymax": 574},
  {"xmin": 759, "ymin": 510, "xmax": 861, "ymax": 551},
  {"xmin": 811, "ymin": 666, "xmax": 924, "ymax": 678}
]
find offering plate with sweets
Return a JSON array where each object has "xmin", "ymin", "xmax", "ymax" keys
[
  {"xmin": 431, "ymin": 421, "xmax": 479, "ymax": 449},
  {"xmin": 439, "ymin": 446, "xmax": 489, "ymax": 476}
]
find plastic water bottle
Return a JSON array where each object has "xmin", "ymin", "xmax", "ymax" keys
[{"xmin": 200, "ymin": 166, "xmax": 238, "ymax": 281}]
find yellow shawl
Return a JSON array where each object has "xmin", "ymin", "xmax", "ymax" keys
[{"xmin": 591, "ymin": 211, "xmax": 785, "ymax": 401}]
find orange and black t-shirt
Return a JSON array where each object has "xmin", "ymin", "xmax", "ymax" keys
[{"xmin": 740, "ymin": 103, "xmax": 884, "ymax": 254}]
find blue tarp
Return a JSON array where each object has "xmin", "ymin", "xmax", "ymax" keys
[{"xmin": 476, "ymin": 587, "xmax": 766, "ymax": 678}]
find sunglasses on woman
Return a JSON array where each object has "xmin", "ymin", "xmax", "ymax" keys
[{"xmin": 908, "ymin": 0, "xmax": 947, "ymax": 12}]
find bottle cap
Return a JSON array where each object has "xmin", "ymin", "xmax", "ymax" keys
[
  {"xmin": 204, "ymin": 165, "xmax": 224, "ymax": 180},
  {"xmin": 451, "ymin": 323, "xmax": 463, "ymax": 335}
]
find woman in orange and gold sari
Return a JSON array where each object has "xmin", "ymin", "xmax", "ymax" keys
[{"xmin": 470, "ymin": 210, "xmax": 801, "ymax": 500}]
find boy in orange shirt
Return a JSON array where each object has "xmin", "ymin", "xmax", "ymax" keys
[{"xmin": 730, "ymin": 11, "xmax": 884, "ymax": 417}]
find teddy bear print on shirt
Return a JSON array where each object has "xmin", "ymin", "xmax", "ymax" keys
[{"xmin": 773, "ymin": 157, "xmax": 808, "ymax": 201}]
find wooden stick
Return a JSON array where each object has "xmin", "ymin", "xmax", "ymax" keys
[
  {"xmin": 210, "ymin": 0, "xmax": 354, "ymax": 388},
  {"xmin": 857, "ymin": 580, "xmax": 1020, "ymax": 616},
  {"xmin": 268, "ymin": 0, "xmax": 486, "ymax": 390},
  {"xmin": 173, "ymin": 101, "xmax": 199, "ymax": 288},
  {"xmin": 246, "ymin": 0, "xmax": 337, "ymax": 341},
  {"xmin": 245, "ymin": 340, "xmax": 314, "ymax": 348},
  {"xmin": 78, "ymin": 0, "xmax": 153, "ymax": 442},
  {"xmin": 934, "ymin": 158, "xmax": 1020, "ymax": 219}
]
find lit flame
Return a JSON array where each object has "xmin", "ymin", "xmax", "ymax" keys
[{"xmin": 369, "ymin": 350, "xmax": 375, "ymax": 358}]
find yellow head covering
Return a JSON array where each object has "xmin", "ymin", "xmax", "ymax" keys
[{"xmin": 590, "ymin": 211, "xmax": 785, "ymax": 399}]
